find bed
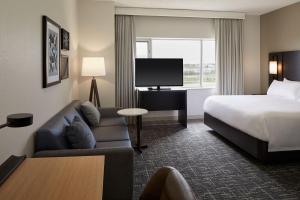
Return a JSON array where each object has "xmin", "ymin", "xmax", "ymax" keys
[{"xmin": 204, "ymin": 50, "xmax": 300, "ymax": 162}]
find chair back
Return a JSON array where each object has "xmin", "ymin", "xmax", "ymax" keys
[{"xmin": 140, "ymin": 166, "xmax": 196, "ymax": 200}]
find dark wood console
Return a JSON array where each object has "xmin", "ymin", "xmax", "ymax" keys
[{"xmin": 137, "ymin": 89, "xmax": 187, "ymax": 127}]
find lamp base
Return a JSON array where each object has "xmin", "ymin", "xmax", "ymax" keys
[
  {"xmin": 89, "ymin": 77, "xmax": 101, "ymax": 108},
  {"xmin": 0, "ymin": 155, "xmax": 26, "ymax": 185}
]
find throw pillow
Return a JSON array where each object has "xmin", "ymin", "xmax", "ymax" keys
[
  {"xmin": 80, "ymin": 101, "xmax": 100, "ymax": 127},
  {"xmin": 66, "ymin": 116, "xmax": 96, "ymax": 149}
]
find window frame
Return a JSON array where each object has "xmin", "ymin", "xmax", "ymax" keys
[{"xmin": 136, "ymin": 38, "xmax": 215, "ymax": 88}]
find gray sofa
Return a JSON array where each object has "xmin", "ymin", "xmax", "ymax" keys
[{"xmin": 34, "ymin": 100, "xmax": 133, "ymax": 200}]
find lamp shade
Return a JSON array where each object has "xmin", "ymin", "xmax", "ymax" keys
[
  {"xmin": 7, "ymin": 113, "xmax": 33, "ymax": 128},
  {"xmin": 81, "ymin": 57, "xmax": 106, "ymax": 77},
  {"xmin": 269, "ymin": 61, "xmax": 278, "ymax": 75}
]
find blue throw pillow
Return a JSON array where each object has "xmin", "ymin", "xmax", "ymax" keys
[{"xmin": 66, "ymin": 116, "xmax": 96, "ymax": 149}]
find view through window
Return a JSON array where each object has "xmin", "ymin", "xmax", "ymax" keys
[{"xmin": 136, "ymin": 39, "xmax": 216, "ymax": 88}]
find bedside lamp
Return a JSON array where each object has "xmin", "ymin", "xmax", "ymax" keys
[
  {"xmin": 269, "ymin": 61, "xmax": 278, "ymax": 84},
  {"xmin": 269, "ymin": 61, "xmax": 278, "ymax": 75},
  {"xmin": 82, "ymin": 57, "xmax": 106, "ymax": 108}
]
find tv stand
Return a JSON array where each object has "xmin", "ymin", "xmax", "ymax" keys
[
  {"xmin": 137, "ymin": 89, "xmax": 187, "ymax": 127},
  {"xmin": 147, "ymin": 86, "xmax": 171, "ymax": 91}
]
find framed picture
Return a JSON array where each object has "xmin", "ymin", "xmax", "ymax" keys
[
  {"xmin": 42, "ymin": 16, "xmax": 61, "ymax": 88},
  {"xmin": 60, "ymin": 55, "xmax": 69, "ymax": 80},
  {"xmin": 61, "ymin": 28, "xmax": 70, "ymax": 50}
]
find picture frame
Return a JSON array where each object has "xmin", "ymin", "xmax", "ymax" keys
[
  {"xmin": 61, "ymin": 28, "xmax": 70, "ymax": 50},
  {"xmin": 60, "ymin": 55, "xmax": 69, "ymax": 80},
  {"xmin": 42, "ymin": 16, "xmax": 61, "ymax": 88}
]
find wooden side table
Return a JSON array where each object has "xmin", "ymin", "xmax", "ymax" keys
[
  {"xmin": 0, "ymin": 156, "xmax": 105, "ymax": 200},
  {"xmin": 117, "ymin": 108, "xmax": 148, "ymax": 153}
]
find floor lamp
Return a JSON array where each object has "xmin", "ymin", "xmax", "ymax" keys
[
  {"xmin": 82, "ymin": 57, "xmax": 106, "ymax": 108},
  {"xmin": 0, "ymin": 113, "xmax": 33, "ymax": 185}
]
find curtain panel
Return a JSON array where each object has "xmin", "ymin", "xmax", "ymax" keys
[
  {"xmin": 115, "ymin": 15, "xmax": 136, "ymax": 108},
  {"xmin": 215, "ymin": 19, "xmax": 244, "ymax": 95}
]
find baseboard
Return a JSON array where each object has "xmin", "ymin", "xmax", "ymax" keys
[
  {"xmin": 143, "ymin": 115, "xmax": 203, "ymax": 121},
  {"xmin": 188, "ymin": 115, "xmax": 203, "ymax": 120},
  {"xmin": 143, "ymin": 116, "xmax": 177, "ymax": 121}
]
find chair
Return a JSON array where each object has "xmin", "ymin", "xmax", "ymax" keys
[{"xmin": 140, "ymin": 166, "xmax": 196, "ymax": 200}]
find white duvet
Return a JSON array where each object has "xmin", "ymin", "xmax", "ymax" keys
[{"xmin": 203, "ymin": 95, "xmax": 300, "ymax": 152}]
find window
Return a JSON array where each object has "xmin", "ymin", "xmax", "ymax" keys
[
  {"xmin": 136, "ymin": 40, "xmax": 150, "ymax": 58},
  {"xmin": 136, "ymin": 38, "xmax": 216, "ymax": 88},
  {"xmin": 202, "ymin": 40, "xmax": 216, "ymax": 88}
]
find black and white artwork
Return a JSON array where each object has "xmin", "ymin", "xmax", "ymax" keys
[
  {"xmin": 48, "ymin": 29, "xmax": 59, "ymax": 76},
  {"xmin": 60, "ymin": 55, "xmax": 69, "ymax": 80},
  {"xmin": 43, "ymin": 16, "xmax": 61, "ymax": 88},
  {"xmin": 61, "ymin": 28, "xmax": 70, "ymax": 50}
]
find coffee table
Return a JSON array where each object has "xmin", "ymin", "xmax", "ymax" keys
[{"xmin": 117, "ymin": 108, "xmax": 148, "ymax": 153}]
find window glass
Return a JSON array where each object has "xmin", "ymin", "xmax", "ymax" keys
[
  {"xmin": 152, "ymin": 39, "xmax": 201, "ymax": 87},
  {"xmin": 136, "ymin": 41, "xmax": 149, "ymax": 58},
  {"xmin": 202, "ymin": 40, "xmax": 216, "ymax": 88},
  {"xmin": 136, "ymin": 38, "xmax": 216, "ymax": 88}
]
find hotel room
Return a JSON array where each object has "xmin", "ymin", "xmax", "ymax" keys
[{"xmin": 1, "ymin": 0, "xmax": 300, "ymax": 199}]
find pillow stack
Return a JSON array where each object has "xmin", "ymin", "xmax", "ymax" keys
[
  {"xmin": 267, "ymin": 79, "xmax": 300, "ymax": 100},
  {"xmin": 64, "ymin": 101, "xmax": 101, "ymax": 149}
]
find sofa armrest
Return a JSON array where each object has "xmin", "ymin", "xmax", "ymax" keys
[
  {"xmin": 34, "ymin": 147, "xmax": 133, "ymax": 200},
  {"xmin": 98, "ymin": 107, "xmax": 122, "ymax": 118}
]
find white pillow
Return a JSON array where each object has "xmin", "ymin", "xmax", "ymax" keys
[
  {"xmin": 284, "ymin": 78, "xmax": 300, "ymax": 99},
  {"xmin": 267, "ymin": 80, "xmax": 300, "ymax": 100},
  {"xmin": 284, "ymin": 78, "xmax": 300, "ymax": 84}
]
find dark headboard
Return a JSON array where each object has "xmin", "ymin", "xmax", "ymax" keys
[{"xmin": 269, "ymin": 50, "xmax": 300, "ymax": 84}]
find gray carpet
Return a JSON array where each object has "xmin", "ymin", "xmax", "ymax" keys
[{"xmin": 130, "ymin": 120, "xmax": 300, "ymax": 200}]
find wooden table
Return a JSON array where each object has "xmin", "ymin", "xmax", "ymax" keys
[{"xmin": 0, "ymin": 156, "xmax": 105, "ymax": 200}]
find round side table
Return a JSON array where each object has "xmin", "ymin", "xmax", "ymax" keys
[{"xmin": 117, "ymin": 108, "xmax": 148, "ymax": 153}]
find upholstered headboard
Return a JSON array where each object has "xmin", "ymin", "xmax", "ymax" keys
[{"xmin": 269, "ymin": 50, "xmax": 300, "ymax": 84}]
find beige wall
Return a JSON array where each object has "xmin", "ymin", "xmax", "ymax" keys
[
  {"xmin": 78, "ymin": 0, "xmax": 115, "ymax": 107},
  {"xmin": 260, "ymin": 2, "xmax": 300, "ymax": 92},
  {"xmin": 0, "ymin": 0, "xmax": 79, "ymax": 163},
  {"xmin": 244, "ymin": 15, "xmax": 261, "ymax": 94}
]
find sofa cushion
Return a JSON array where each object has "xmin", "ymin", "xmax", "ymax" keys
[
  {"xmin": 35, "ymin": 116, "xmax": 70, "ymax": 151},
  {"xmin": 63, "ymin": 107, "xmax": 85, "ymax": 125},
  {"xmin": 66, "ymin": 116, "xmax": 96, "ymax": 149},
  {"xmin": 98, "ymin": 107, "xmax": 121, "ymax": 118},
  {"xmin": 80, "ymin": 101, "xmax": 100, "ymax": 127},
  {"xmin": 93, "ymin": 126, "xmax": 129, "ymax": 142},
  {"xmin": 100, "ymin": 117, "xmax": 127, "ymax": 127},
  {"xmin": 96, "ymin": 140, "xmax": 132, "ymax": 149}
]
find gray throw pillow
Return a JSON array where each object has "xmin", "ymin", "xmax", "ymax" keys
[
  {"xmin": 80, "ymin": 101, "xmax": 100, "ymax": 127},
  {"xmin": 66, "ymin": 116, "xmax": 96, "ymax": 149}
]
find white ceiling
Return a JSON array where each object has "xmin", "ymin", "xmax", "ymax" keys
[{"xmin": 104, "ymin": 0, "xmax": 300, "ymax": 15}]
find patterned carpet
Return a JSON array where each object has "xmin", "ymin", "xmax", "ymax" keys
[{"xmin": 130, "ymin": 120, "xmax": 300, "ymax": 200}]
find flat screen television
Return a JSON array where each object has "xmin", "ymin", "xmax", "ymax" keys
[{"xmin": 135, "ymin": 58, "xmax": 183, "ymax": 89}]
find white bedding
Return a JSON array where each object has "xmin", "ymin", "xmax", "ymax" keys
[{"xmin": 203, "ymin": 95, "xmax": 300, "ymax": 152}]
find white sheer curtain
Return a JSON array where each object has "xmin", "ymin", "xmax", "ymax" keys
[
  {"xmin": 115, "ymin": 15, "xmax": 136, "ymax": 108},
  {"xmin": 215, "ymin": 19, "xmax": 244, "ymax": 95}
]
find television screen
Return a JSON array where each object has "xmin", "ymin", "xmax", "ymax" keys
[{"xmin": 135, "ymin": 58, "xmax": 183, "ymax": 87}]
